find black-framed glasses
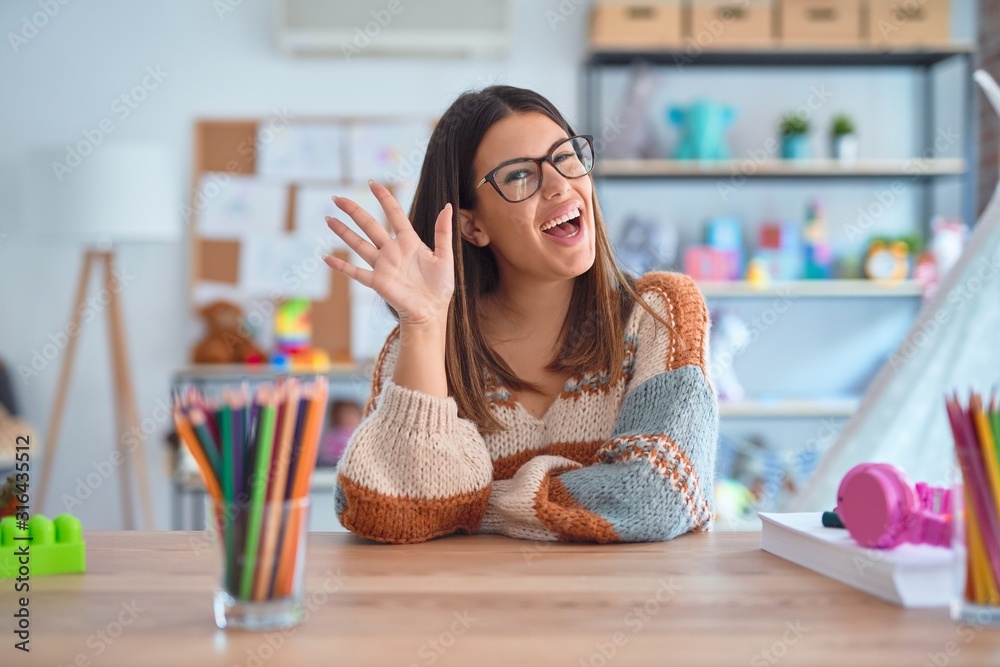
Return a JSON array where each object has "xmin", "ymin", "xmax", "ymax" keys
[{"xmin": 474, "ymin": 135, "xmax": 595, "ymax": 203}]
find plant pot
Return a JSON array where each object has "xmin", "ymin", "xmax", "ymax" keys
[
  {"xmin": 781, "ymin": 134, "xmax": 809, "ymax": 160},
  {"xmin": 832, "ymin": 134, "xmax": 859, "ymax": 163}
]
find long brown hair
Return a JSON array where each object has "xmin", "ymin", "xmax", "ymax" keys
[{"xmin": 393, "ymin": 85, "xmax": 670, "ymax": 434}]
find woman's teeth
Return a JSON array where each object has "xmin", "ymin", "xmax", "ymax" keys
[{"xmin": 540, "ymin": 211, "xmax": 580, "ymax": 232}]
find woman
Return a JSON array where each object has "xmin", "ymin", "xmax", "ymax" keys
[{"xmin": 323, "ymin": 85, "xmax": 718, "ymax": 544}]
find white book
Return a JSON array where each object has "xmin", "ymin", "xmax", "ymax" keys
[{"xmin": 759, "ymin": 512, "xmax": 954, "ymax": 608}]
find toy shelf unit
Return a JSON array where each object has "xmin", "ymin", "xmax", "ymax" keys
[
  {"xmin": 581, "ymin": 43, "xmax": 977, "ymax": 521},
  {"xmin": 583, "ymin": 46, "xmax": 977, "ymax": 231},
  {"xmin": 720, "ymin": 397, "xmax": 859, "ymax": 418},
  {"xmin": 597, "ymin": 157, "xmax": 967, "ymax": 179},
  {"xmin": 698, "ymin": 278, "xmax": 924, "ymax": 298}
]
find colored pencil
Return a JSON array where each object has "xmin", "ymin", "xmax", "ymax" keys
[
  {"xmin": 284, "ymin": 396, "xmax": 310, "ymax": 501},
  {"xmin": 188, "ymin": 406, "xmax": 222, "ymax": 476},
  {"xmin": 220, "ymin": 396, "xmax": 235, "ymax": 593},
  {"xmin": 274, "ymin": 378, "xmax": 328, "ymax": 596},
  {"xmin": 990, "ymin": 394, "xmax": 1000, "ymax": 464},
  {"xmin": 173, "ymin": 407, "xmax": 223, "ymax": 503},
  {"xmin": 239, "ymin": 386, "xmax": 278, "ymax": 600},
  {"xmin": 233, "ymin": 385, "xmax": 252, "ymax": 595},
  {"xmin": 967, "ymin": 490, "xmax": 990, "ymax": 604},
  {"xmin": 231, "ymin": 391, "xmax": 245, "ymax": 506},
  {"xmin": 268, "ymin": 393, "xmax": 310, "ymax": 599},
  {"xmin": 253, "ymin": 379, "xmax": 301, "ymax": 601},
  {"xmin": 973, "ymin": 395, "xmax": 1000, "ymax": 523}
]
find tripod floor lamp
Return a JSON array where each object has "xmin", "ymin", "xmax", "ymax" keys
[{"xmin": 22, "ymin": 143, "xmax": 179, "ymax": 529}]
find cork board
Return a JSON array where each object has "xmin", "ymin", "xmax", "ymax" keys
[
  {"xmin": 188, "ymin": 116, "xmax": 433, "ymax": 363},
  {"xmin": 190, "ymin": 119, "xmax": 352, "ymax": 362}
]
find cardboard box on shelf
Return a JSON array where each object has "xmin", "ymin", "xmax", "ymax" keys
[
  {"xmin": 690, "ymin": 0, "xmax": 774, "ymax": 48},
  {"xmin": 590, "ymin": 1, "xmax": 685, "ymax": 49},
  {"xmin": 778, "ymin": 0, "xmax": 863, "ymax": 45},
  {"xmin": 867, "ymin": 0, "xmax": 951, "ymax": 47}
]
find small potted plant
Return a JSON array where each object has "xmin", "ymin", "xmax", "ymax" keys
[
  {"xmin": 779, "ymin": 112, "xmax": 810, "ymax": 159},
  {"xmin": 830, "ymin": 114, "xmax": 858, "ymax": 163}
]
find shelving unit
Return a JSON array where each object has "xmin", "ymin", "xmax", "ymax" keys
[
  {"xmin": 583, "ymin": 45, "xmax": 977, "ymax": 228},
  {"xmin": 720, "ymin": 397, "xmax": 859, "ymax": 419},
  {"xmin": 582, "ymin": 44, "xmax": 977, "ymax": 515},
  {"xmin": 171, "ymin": 362, "xmax": 366, "ymax": 383},
  {"xmin": 697, "ymin": 279, "xmax": 924, "ymax": 298},
  {"xmin": 586, "ymin": 46, "xmax": 976, "ymax": 68},
  {"xmin": 598, "ymin": 157, "xmax": 967, "ymax": 179}
]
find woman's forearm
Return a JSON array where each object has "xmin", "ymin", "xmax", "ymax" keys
[{"xmin": 391, "ymin": 318, "xmax": 449, "ymax": 398}]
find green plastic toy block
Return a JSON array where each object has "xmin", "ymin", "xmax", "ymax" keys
[{"xmin": 0, "ymin": 514, "xmax": 86, "ymax": 578}]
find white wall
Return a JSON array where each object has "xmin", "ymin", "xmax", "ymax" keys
[{"xmin": 0, "ymin": 0, "xmax": 590, "ymax": 530}]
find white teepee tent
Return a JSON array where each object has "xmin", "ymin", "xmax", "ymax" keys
[{"xmin": 789, "ymin": 70, "xmax": 1000, "ymax": 510}]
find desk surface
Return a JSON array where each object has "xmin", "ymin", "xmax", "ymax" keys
[{"xmin": 3, "ymin": 531, "xmax": 998, "ymax": 667}]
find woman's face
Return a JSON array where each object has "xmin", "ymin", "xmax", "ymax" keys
[{"xmin": 460, "ymin": 112, "xmax": 596, "ymax": 283}]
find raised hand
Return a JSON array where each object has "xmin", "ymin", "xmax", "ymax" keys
[{"xmin": 323, "ymin": 180, "xmax": 455, "ymax": 327}]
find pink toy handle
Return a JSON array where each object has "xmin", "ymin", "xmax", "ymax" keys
[
  {"xmin": 916, "ymin": 482, "xmax": 952, "ymax": 515},
  {"xmin": 912, "ymin": 513, "xmax": 953, "ymax": 548},
  {"xmin": 912, "ymin": 482, "xmax": 952, "ymax": 547}
]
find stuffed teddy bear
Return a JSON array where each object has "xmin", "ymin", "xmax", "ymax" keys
[{"xmin": 192, "ymin": 300, "xmax": 265, "ymax": 364}]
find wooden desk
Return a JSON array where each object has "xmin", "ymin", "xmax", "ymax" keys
[{"xmin": 4, "ymin": 531, "xmax": 999, "ymax": 666}]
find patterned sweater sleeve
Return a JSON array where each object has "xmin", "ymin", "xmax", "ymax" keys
[
  {"xmin": 334, "ymin": 327, "xmax": 494, "ymax": 544},
  {"xmin": 480, "ymin": 272, "xmax": 719, "ymax": 542}
]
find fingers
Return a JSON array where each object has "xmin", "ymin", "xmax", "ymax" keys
[
  {"xmin": 368, "ymin": 180, "xmax": 413, "ymax": 237},
  {"xmin": 322, "ymin": 254, "xmax": 374, "ymax": 288},
  {"xmin": 333, "ymin": 195, "xmax": 392, "ymax": 249},
  {"xmin": 325, "ymin": 216, "xmax": 378, "ymax": 267},
  {"xmin": 433, "ymin": 203, "xmax": 454, "ymax": 264}
]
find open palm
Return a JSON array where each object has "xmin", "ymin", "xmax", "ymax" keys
[{"xmin": 323, "ymin": 181, "xmax": 455, "ymax": 326}]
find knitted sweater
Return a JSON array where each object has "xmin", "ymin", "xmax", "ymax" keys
[{"xmin": 334, "ymin": 271, "xmax": 718, "ymax": 544}]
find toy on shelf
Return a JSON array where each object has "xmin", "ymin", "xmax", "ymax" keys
[
  {"xmin": 916, "ymin": 216, "xmax": 968, "ymax": 296},
  {"xmin": 0, "ymin": 514, "xmax": 86, "ymax": 578},
  {"xmin": 802, "ymin": 199, "xmax": 834, "ymax": 279},
  {"xmin": 930, "ymin": 216, "xmax": 967, "ymax": 275},
  {"xmin": 192, "ymin": 300, "xmax": 266, "ymax": 365},
  {"xmin": 714, "ymin": 477, "xmax": 757, "ymax": 529},
  {"xmin": 706, "ymin": 216, "xmax": 745, "ymax": 279},
  {"xmin": 746, "ymin": 257, "xmax": 772, "ymax": 286},
  {"xmin": 709, "ymin": 310, "xmax": 750, "ymax": 402},
  {"xmin": 271, "ymin": 297, "xmax": 330, "ymax": 371},
  {"xmin": 716, "ymin": 434, "xmax": 801, "ymax": 512},
  {"xmin": 668, "ymin": 99, "xmax": 736, "ymax": 162},
  {"xmin": 756, "ymin": 220, "xmax": 803, "ymax": 280},
  {"xmin": 605, "ymin": 63, "xmax": 662, "ymax": 160},
  {"xmin": 864, "ymin": 237, "xmax": 916, "ymax": 282},
  {"xmin": 617, "ymin": 214, "xmax": 679, "ymax": 276},
  {"xmin": 317, "ymin": 399, "xmax": 364, "ymax": 467},
  {"xmin": 684, "ymin": 247, "xmax": 734, "ymax": 281}
]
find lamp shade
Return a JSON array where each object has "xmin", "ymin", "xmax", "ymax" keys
[{"xmin": 20, "ymin": 142, "xmax": 180, "ymax": 244}]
